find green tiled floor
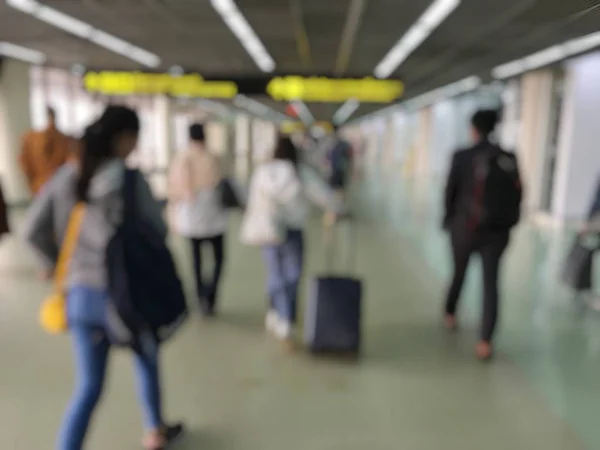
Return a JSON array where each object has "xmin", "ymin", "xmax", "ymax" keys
[{"xmin": 0, "ymin": 170, "xmax": 595, "ymax": 449}]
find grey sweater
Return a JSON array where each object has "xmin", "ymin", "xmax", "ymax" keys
[{"xmin": 22, "ymin": 160, "xmax": 167, "ymax": 289}]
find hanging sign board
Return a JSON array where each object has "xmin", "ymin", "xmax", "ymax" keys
[
  {"xmin": 83, "ymin": 72, "xmax": 238, "ymax": 99},
  {"xmin": 83, "ymin": 71, "xmax": 404, "ymax": 103},
  {"xmin": 267, "ymin": 76, "xmax": 403, "ymax": 103}
]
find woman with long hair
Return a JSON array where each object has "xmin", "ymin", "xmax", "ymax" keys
[
  {"xmin": 241, "ymin": 135, "xmax": 342, "ymax": 349},
  {"xmin": 23, "ymin": 105, "xmax": 183, "ymax": 450}
]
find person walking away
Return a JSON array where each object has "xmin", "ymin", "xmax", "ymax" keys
[
  {"xmin": 0, "ymin": 179, "xmax": 9, "ymax": 239},
  {"xmin": 442, "ymin": 109, "xmax": 522, "ymax": 361},
  {"xmin": 325, "ymin": 126, "xmax": 352, "ymax": 226},
  {"xmin": 575, "ymin": 176, "xmax": 600, "ymax": 309},
  {"xmin": 20, "ymin": 107, "xmax": 71, "ymax": 195},
  {"xmin": 328, "ymin": 126, "xmax": 353, "ymax": 194},
  {"xmin": 241, "ymin": 136, "xmax": 342, "ymax": 350},
  {"xmin": 168, "ymin": 123, "xmax": 227, "ymax": 317},
  {"xmin": 23, "ymin": 106, "xmax": 183, "ymax": 450}
]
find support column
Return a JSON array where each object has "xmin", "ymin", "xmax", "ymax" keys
[
  {"xmin": 234, "ymin": 114, "xmax": 251, "ymax": 181},
  {"xmin": 0, "ymin": 60, "xmax": 33, "ymax": 204},
  {"xmin": 148, "ymin": 95, "xmax": 174, "ymax": 199},
  {"xmin": 154, "ymin": 95, "xmax": 173, "ymax": 171},
  {"xmin": 516, "ymin": 70, "xmax": 554, "ymax": 214},
  {"xmin": 413, "ymin": 106, "xmax": 432, "ymax": 176},
  {"xmin": 499, "ymin": 79, "xmax": 520, "ymax": 151},
  {"xmin": 553, "ymin": 52, "xmax": 600, "ymax": 222},
  {"xmin": 381, "ymin": 116, "xmax": 396, "ymax": 168}
]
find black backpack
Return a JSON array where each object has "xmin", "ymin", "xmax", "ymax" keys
[
  {"xmin": 468, "ymin": 148, "xmax": 522, "ymax": 231},
  {"xmin": 105, "ymin": 169, "xmax": 188, "ymax": 352}
]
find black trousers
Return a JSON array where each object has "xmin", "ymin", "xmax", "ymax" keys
[
  {"xmin": 190, "ymin": 234, "xmax": 225, "ymax": 312},
  {"xmin": 444, "ymin": 226, "xmax": 509, "ymax": 343}
]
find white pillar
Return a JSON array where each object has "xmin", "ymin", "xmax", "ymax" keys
[
  {"xmin": 153, "ymin": 95, "xmax": 173, "ymax": 171},
  {"xmin": 381, "ymin": 116, "xmax": 396, "ymax": 168},
  {"xmin": 516, "ymin": 70, "xmax": 555, "ymax": 213},
  {"xmin": 553, "ymin": 52, "xmax": 600, "ymax": 221},
  {"xmin": 0, "ymin": 60, "xmax": 33, "ymax": 204},
  {"xmin": 146, "ymin": 95, "xmax": 173, "ymax": 199},
  {"xmin": 413, "ymin": 107, "xmax": 432, "ymax": 176},
  {"xmin": 499, "ymin": 80, "xmax": 520, "ymax": 151}
]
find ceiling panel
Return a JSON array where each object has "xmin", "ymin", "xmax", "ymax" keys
[{"xmin": 2, "ymin": 0, "xmax": 600, "ymax": 123}]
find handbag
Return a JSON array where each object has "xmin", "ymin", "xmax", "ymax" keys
[
  {"xmin": 218, "ymin": 178, "xmax": 242, "ymax": 209},
  {"xmin": 562, "ymin": 235, "xmax": 597, "ymax": 291},
  {"xmin": 39, "ymin": 203, "xmax": 86, "ymax": 334}
]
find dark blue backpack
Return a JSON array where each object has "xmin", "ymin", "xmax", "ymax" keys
[
  {"xmin": 329, "ymin": 140, "xmax": 351, "ymax": 174},
  {"xmin": 106, "ymin": 169, "xmax": 188, "ymax": 352}
]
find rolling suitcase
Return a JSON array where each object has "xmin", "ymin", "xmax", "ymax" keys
[{"xmin": 304, "ymin": 219, "xmax": 362, "ymax": 354}]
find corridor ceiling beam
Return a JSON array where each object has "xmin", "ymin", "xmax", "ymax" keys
[
  {"xmin": 6, "ymin": 0, "xmax": 161, "ymax": 68},
  {"xmin": 334, "ymin": 0, "xmax": 368, "ymax": 76}
]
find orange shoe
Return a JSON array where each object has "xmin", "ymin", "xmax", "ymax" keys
[
  {"xmin": 444, "ymin": 314, "xmax": 458, "ymax": 331},
  {"xmin": 475, "ymin": 341, "xmax": 493, "ymax": 361}
]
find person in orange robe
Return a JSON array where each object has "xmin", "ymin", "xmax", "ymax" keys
[{"xmin": 19, "ymin": 107, "xmax": 71, "ymax": 195}]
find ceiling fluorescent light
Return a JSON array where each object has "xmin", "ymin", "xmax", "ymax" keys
[
  {"xmin": 210, "ymin": 0, "xmax": 276, "ymax": 73},
  {"xmin": 333, "ymin": 99, "xmax": 360, "ymax": 124},
  {"xmin": 493, "ymin": 31, "xmax": 600, "ymax": 79},
  {"xmin": 6, "ymin": 0, "xmax": 38, "ymax": 14},
  {"xmin": 0, "ymin": 41, "xmax": 46, "ymax": 64},
  {"xmin": 234, "ymin": 95, "xmax": 288, "ymax": 122},
  {"xmin": 566, "ymin": 31, "xmax": 600, "ymax": 54},
  {"xmin": 7, "ymin": 0, "xmax": 160, "ymax": 68},
  {"xmin": 292, "ymin": 101, "xmax": 314, "ymax": 125},
  {"xmin": 407, "ymin": 75, "xmax": 480, "ymax": 109},
  {"xmin": 37, "ymin": 6, "xmax": 92, "ymax": 38},
  {"xmin": 374, "ymin": 0, "xmax": 460, "ymax": 78},
  {"xmin": 128, "ymin": 48, "xmax": 161, "ymax": 68},
  {"xmin": 354, "ymin": 75, "xmax": 480, "ymax": 123},
  {"xmin": 90, "ymin": 30, "xmax": 130, "ymax": 54}
]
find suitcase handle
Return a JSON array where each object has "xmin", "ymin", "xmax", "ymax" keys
[{"xmin": 323, "ymin": 215, "xmax": 357, "ymax": 274}]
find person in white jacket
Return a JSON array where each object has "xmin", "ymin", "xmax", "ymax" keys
[
  {"xmin": 241, "ymin": 136, "xmax": 342, "ymax": 348},
  {"xmin": 167, "ymin": 123, "xmax": 227, "ymax": 317}
]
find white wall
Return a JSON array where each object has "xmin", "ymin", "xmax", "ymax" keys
[
  {"xmin": 430, "ymin": 100, "xmax": 459, "ymax": 175},
  {"xmin": 0, "ymin": 60, "xmax": 33, "ymax": 203},
  {"xmin": 553, "ymin": 52, "xmax": 600, "ymax": 221}
]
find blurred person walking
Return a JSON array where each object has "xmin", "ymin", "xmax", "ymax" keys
[
  {"xmin": 0, "ymin": 180, "xmax": 9, "ymax": 239},
  {"xmin": 168, "ymin": 123, "xmax": 228, "ymax": 317},
  {"xmin": 241, "ymin": 136, "xmax": 342, "ymax": 349},
  {"xmin": 442, "ymin": 110, "xmax": 522, "ymax": 361},
  {"xmin": 327, "ymin": 126, "xmax": 353, "ymax": 196},
  {"xmin": 324, "ymin": 126, "xmax": 353, "ymax": 226},
  {"xmin": 23, "ymin": 106, "xmax": 183, "ymax": 450},
  {"xmin": 20, "ymin": 107, "xmax": 71, "ymax": 195}
]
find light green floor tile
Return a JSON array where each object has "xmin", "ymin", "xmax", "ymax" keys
[{"xmin": 0, "ymin": 172, "xmax": 590, "ymax": 449}]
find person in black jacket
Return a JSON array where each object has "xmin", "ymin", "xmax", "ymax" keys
[{"xmin": 442, "ymin": 109, "xmax": 521, "ymax": 361}]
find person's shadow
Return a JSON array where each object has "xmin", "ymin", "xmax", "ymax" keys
[{"xmin": 171, "ymin": 428, "xmax": 232, "ymax": 449}]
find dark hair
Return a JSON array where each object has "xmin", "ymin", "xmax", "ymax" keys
[
  {"xmin": 189, "ymin": 123, "xmax": 205, "ymax": 143},
  {"xmin": 76, "ymin": 105, "xmax": 140, "ymax": 202},
  {"xmin": 471, "ymin": 109, "xmax": 500, "ymax": 137},
  {"xmin": 273, "ymin": 135, "xmax": 299, "ymax": 168},
  {"xmin": 47, "ymin": 107, "xmax": 56, "ymax": 120}
]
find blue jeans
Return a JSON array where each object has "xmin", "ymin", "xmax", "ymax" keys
[
  {"xmin": 262, "ymin": 229, "xmax": 304, "ymax": 324},
  {"xmin": 58, "ymin": 288, "xmax": 163, "ymax": 450}
]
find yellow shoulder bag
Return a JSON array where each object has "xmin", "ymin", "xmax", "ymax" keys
[{"xmin": 39, "ymin": 203, "xmax": 86, "ymax": 334}]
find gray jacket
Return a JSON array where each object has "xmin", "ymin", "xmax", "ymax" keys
[{"xmin": 22, "ymin": 160, "xmax": 167, "ymax": 289}]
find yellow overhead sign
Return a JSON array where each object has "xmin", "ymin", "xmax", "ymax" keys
[
  {"xmin": 267, "ymin": 76, "xmax": 403, "ymax": 103},
  {"xmin": 83, "ymin": 72, "xmax": 238, "ymax": 99},
  {"xmin": 82, "ymin": 72, "xmax": 404, "ymax": 103}
]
